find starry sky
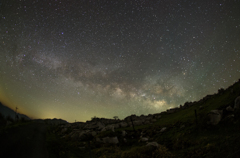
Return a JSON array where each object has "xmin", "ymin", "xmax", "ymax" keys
[{"xmin": 0, "ymin": 0, "xmax": 240, "ymax": 122}]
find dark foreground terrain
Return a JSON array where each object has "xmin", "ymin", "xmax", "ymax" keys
[{"xmin": 0, "ymin": 122, "xmax": 49, "ymax": 158}]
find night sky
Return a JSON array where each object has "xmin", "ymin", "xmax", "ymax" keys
[{"xmin": 0, "ymin": 0, "xmax": 240, "ymax": 122}]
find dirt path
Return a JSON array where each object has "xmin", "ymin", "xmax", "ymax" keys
[{"xmin": 0, "ymin": 122, "xmax": 49, "ymax": 158}]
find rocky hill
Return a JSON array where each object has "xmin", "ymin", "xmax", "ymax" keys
[{"xmin": 46, "ymin": 79, "xmax": 240, "ymax": 158}]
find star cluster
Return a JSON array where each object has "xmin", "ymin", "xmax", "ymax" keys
[{"xmin": 0, "ymin": 0, "xmax": 240, "ymax": 122}]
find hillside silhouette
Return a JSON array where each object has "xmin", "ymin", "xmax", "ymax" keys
[{"xmin": 0, "ymin": 103, "xmax": 31, "ymax": 122}]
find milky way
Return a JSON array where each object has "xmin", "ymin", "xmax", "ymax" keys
[{"xmin": 0, "ymin": 0, "xmax": 240, "ymax": 122}]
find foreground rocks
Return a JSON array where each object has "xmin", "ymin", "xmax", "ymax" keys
[
  {"xmin": 234, "ymin": 96, "xmax": 240, "ymax": 111},
  {"xmin": 102, "ymin": 137, "xmax": 119, "ymax": 144},
  {"xmin": 51, "ymin": 93, "xmax": 240, "ymax": 157},
  {"xmin": 207, "ymin": 110, "xmax": 223, "ymax": 125}
]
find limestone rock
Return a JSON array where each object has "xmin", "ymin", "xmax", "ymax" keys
[
  {"xmin": 145, "ymin": 116, "xmax": 153, "ymax": 121},
  {"xmin": 80, "ymin": 132, "xmax": 93, "ymax": 141},
  {"xmin": 207, "ymin": 110, "xmax": 222, "ymax": 125},
  {"xmin": 133, "ymin": 120, "xmax": 143, "ymax": 126},
  {"xmin": 234, "ymin": 96, "xmax": 240, "ymax": 110},
  {"xmin": 97, "ymin": 121, "xmax": 105, "ymax": 129},
  {"xmin": 146, "ymin": 142, "xmax": 159, "ymax": 148},
  {"xmin": 101, "ymin": 127, "xmax": 106, "ymax": 132},
  {"xmin": 151, "ymin": 119, "xmax": 157, "ymax": 122},
  {"xmin": 84, "ymin": 121, "xmax": 105, "ymax": 130},
  {"xmin": 112, "ymin": 123, "xmax": 120, "ymax": 129},
  {"xmin": 122, "ymin": 130, "xmax": 127, "ymax": 137},
  {"xmin": 226, "ymin": 106, "xmax": 234, "ymax": 112},
  {"xmin": 105, "ymin": 125, "xmax": 115, "ymax": 132},
  {"xmin": 140, "ymin": 137, "xmax": 148, "ymax": 142},
  {"xmin": 61, "ymin": 128, "xmax": 68, "ymax": 134},
  {"xmin": 160, "ymin": 127, "xmax": 167, "ymax": 132},
  {"xmin": 70, "ymin": 131, "xmax": 79, "ymax": 139},
  {"xmin": 120, "ymin": 122, "xmax": 128, "ymax": 128}
]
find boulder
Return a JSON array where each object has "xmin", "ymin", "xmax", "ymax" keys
[
  {"xmin": 78, "ymin": 130, "xmax": 93, "ymax": 141},
  {"xmin": 120, "ymin": 122, "xmax": 128, "ymax": 128},
  {"xmin": 101, "ymin": 127, "xmax": 106, "ymax": 132},
  {"xmin": 84, "ymin": 121, "xmax": 105, "ymax": 130},
  {"xmin": 78, "ymin": 131, "xmax": 87, "ymax": 138},
  {"xmin": 146, "ymin": 142, "xmax": 159, "ymax": 148},
  {"xmin": 140, "ymin": 137, "xmax": 148, "ymax": 142},
  {"xmin": 70, "ymin": 131, "xmax": 79, "ymax": 139},
  {"xmin": 112, "ymin": 123, "xmax": 120, "ymax": 129},
  {"xmin": 234, "ymin": 96, "xmax": 240, "ymax": 110},
  {"xmin": 83, "ymin": 122, "xmax": 96, "ymax": 130},
  {"xmin": 151, "ymin": 119, "xmax": 157, "ymax": 122},
  {"xmin": 122, "ymin": 130, "xmax": 127, "ymax": 137},
  {"xmin": 102, "ymin": 137, "xmax": 119, "ymax": 144},
  {"xmin": 133, "ymin": 120, "xmax": 143, "ymax": 126},
  {"xmin": 105, "ymin": 125, "xmax": 115, "ymax": 132},
  {"xmin": 207, "ymin": 110, "xmax": 222, "ymax": 125},
  {"xmin": 226, "ymin": 106, "xmax": 234, "ymax": 112},
  {"xmin": 97, "ymin": 121, "xmax": 105, "ymax": 129},
  {"xmin": 145, "ymin": 116, "xmax": 153, "ymax": 121},
  {"xmin": 160, "ymin": 127, "xmax": 167, "ymax": 132},
  {"xmin": 61, "ymin": 128, "xmax": 68, "ymax": 134}
]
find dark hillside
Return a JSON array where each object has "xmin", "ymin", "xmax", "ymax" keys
[{"xmin": 0, "ymin": 103, "xmax": 31, "ymax": 121}]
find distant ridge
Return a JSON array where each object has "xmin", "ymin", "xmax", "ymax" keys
[
  {"xmin": 34, "ymin": 118, "xmax": 68, "ymax": 125},
  {"xmin": 0, "ymin": 102, "xmax": 31, "ymax": 121}
]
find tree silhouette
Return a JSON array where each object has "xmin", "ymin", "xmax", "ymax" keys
[{"xmin": 113, "ymin": 116, "xmax": 119, "ymax": 120}]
